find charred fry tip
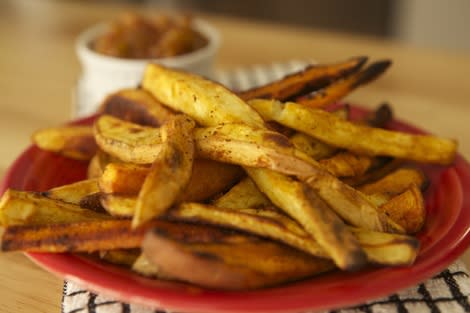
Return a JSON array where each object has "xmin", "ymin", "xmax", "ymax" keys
[
  {"xmin": 354, "ymin": 60, "xmax": 392, "ymax": 88},
  {"xmin": 351, "ymin": 55, "xmax": 369, "ymax": 70}
]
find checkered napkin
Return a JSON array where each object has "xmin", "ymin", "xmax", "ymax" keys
[{"xmin": 66, "ymin": 62, "xmax": 470, "ymax": 313}]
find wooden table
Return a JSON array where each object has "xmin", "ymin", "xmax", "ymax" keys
[{"xmin": 1, "ymin": 1, "xmax": 469, "ymax": 312}]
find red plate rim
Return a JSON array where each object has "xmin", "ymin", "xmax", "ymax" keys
[{"xmin": 1, "ymin": 107, "xmax": 470, "ymax": 313}]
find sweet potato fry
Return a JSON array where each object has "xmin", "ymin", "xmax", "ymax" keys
[
  {"xmin": 350, "ymin": 228, "xmax": 419, "ymax": 266},
  {"xmin": 32, "ymin": 125, "xmax": 97, "ymax": 160},
  {"xmin": 169, "ymin": 202, "xmax": 327, "ymax": 258},
  {"xmin": 213, "ymin": 177, "xmax": 271, "ymax": 209},
  {"xmin": 246, "ymin": 168, "xmax": 366, "ymax": 271},
  {"xmin": 359, "ymin": 167, "xmax": 427, "ymax": 195},
  {"xmin": 320, "ymin": 151, "xmax": 376, "ymax": 177},
  {"xmin": 169, "ymin": 202, "xmax": 420, "ymax": 266},
  {"xmin": 142, "ymin": 226, "xmax": 335, "ymax": 290},
  {"xmin": 378, "ymin": 184, "xmax": 426, "ymax": 234},
  {"xmin": 99, "ymin": 163, "xmax": 150, "ymax": 195},
  {"xmin": 0, "ymin": 189, "xmax": 108, "ymax": 226},
  {"xmin": 94, "ymin": 115, "xmax": 163, "ymax": 164},
  {"xmin": 1, "ymin": 219, "xmax": 232, "ymax": 253},
  {"xmin": 142, "ymin": 64, "xmax": 266, "ymax": 128},
  {"xmin": 295, "ymin": 60, "xmax": 391, "ymax": 109},
  {"xmin": 95, "ymin": 115, "xmax": 319, "ymax": 177},
  {"xmin": 99, "ymin": 88, "xmax": 176, "ymax": 126},
  {"xmin": 133, "ymin": 115, "xmax": 196, "ymax": 227},
  {"xmin": 248, "ymin": 99, "xmax": 457, "ymax": 165},
  {"xmin": 237, "ymin": 56, "xmax": 367, "ymax": 101},
  {"xmin": 42, "ymin": 179, "xmax": 99, "ymax": 204},
  {"xmin": 194, "ymin": 123, "xmax": 319, "ymax": 177}
]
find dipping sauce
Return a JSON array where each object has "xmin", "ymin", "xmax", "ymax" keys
[{"xmin": 92, "ymin": 13, "xmax": 209, "ymax": 59}]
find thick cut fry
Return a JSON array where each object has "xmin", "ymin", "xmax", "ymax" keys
[
  {"xmin": 0, "ymin": 220, "xmax": 231, "ymax": 253},
  {"xmin": 100, "ymin": 163, "xmax": 150, "ymax": 195},
  {"xmin": 246, "ymin": 168, "xmax": 366, "ymax": 271},
  {"xmin": 295, "ymin": 60, "xmax": 391, "ymax": 109},
  {"xmin": 359, "ymin": 167, "xmax": 427, "ymax": 195},
  {"xmin": 99, "ymin": 88, "xmax": 175, "ymax": 127},
  {"xmin": 95, "ymin": 115, "xmax": 319, "ymax": 177},
  {"xmin": 142, "ymin": 64, "xmax": 266, "ymax": 128},
  {"xmin": 100, "ymin": 194, "xmax": 136, "ymax": 217},
  {"xmin": 169, "ymin": 203, "xmax": 419, "ymax": 266},
  {"xmin": 320, "ymin": 151, "xmax": 376, "ymax": 177},
  {"xmin": 42, "ymin": 179, "xmax": 99, "ymax": 205},
  {"xmin": 142, "ymin": 227, "xmax": 335, "ymax": 290},
  {"xmin": 32, "ymin": 126, "xmax": 97, "ymax": 160},
  {"xmin": 301, "ymin": 170, "xmax": 404, "ymax": 233},
  {"xmin": 288, "ymin": 106, "xmax": 350, "ymax": 160},
  {"xmin": 379, "ymin": 185, "xmax": 425, "ymax": 234},
  {"xmin": 194, "ymin": 124, "xmax": 319, "ymax": 177},
  {"xmin": 169, "ymin": 202, "xmax": 327, "ymax": 258},
  {"xmin": 94, "ymin": 115, "xmax": 163, "ymax": 164},
  {"xmin": 88, "ymin": 153, "xmax": 103, "ymax": 178},
  {"xmin": 213, "ymin": 177, "xmax": 271, "ymax": 209},
  {"xmin": 133, "ymin": 115, "xmax": 195, "ymax": 227},
  {"xmin": 344, "ymin": 158, "xmax": 403, "ymax": 187},
  {"xmin": 0, "ymin": 189, "xmax": 108, "ymax": 226},
  {"xmin": 350, "ymin": 228, "xmax": 419, "ymax": 266},
  {"xmin": 237, "ymin": 56, "xmax": 367, "ymax": 101},
  {"xmin": 99, "ymin": 159, "xmax": 242, "ymax": 202},
  {"xmin": 249, "ymin": 99, "xmax": 457, "ymax": 165}
]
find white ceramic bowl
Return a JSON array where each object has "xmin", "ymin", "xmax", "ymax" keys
[{"xmin": 74, "ymin": 18, "xmax": 220, "ymax": 116}]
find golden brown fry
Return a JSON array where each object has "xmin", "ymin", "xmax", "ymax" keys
[
  {"xmin": 133, "ymin": 115, "xmax": 196, "ymax": 227},
  {"xmin": 246, "ymin": 168, "xmax": 366, "ymax": 271},
  {"xmin": 132, "ymin": 254, "xmax": 161, "ymax": 277},
  {"xmin": 142, "ymin": 64, "xmax": 266, "ymax": 128},
  {"xmin": 288, "ymin": 106, "xmax": 350, "ymax": 161},
  {"xmin": 142, "ymin": 226, "xmax": 335, "ymax": 290},
  {"xmin": 350, "ymin": 228, "xmax": 419, "ymax": 266},
  {"xmin": 182, "ymin": 158, "xmax": 243, "ymax": 202},
  {"xmin": 42, "ymin": 179, "xmax": 100, "ymax": 205},
  {"xmin": 359, "ymin": 167, "xmax": 427, "ymax": 195},
  {"xmin": 1, "ymin": 219, "xmax": 153, "ymax": 252},
  {"xmin": 344, "ymin": 158, "xmax": 403, "ymax": 187},
  {"xmin": 88, "ymin": 153, "xmax": 103, "ymax": 178},
  {"xmin": 194, "ymin": 123, "xmax": 319, "ymax": 177},
  {"xmin": 320, "ymin": 151, "xmax": 376, "ymax": 177},
  {"xmin": 32, "ymin": 125, "xmax": 97, "ymax": 160},
  {"xmin": 249, "ymin": 99, "xmax": 457, "ymax": 165},
  {"xmin": 99, "ymin": 88, "xmax": 175, "ymax": 127},
  {"xmin": 169, "ymin": 203, "xmax": 419, "ymax": 266},
  {"xmin": 100, "ymin": 163, "xmax": 150, "ymax": 195},
  {"xmin": 96, "ymin": 115, "xmax": 319, "ymax": 177},
  {"xmin": 169, "ymin": 202, "xmax": 327, "ymax": 258},
  {"xmin": 238, "ymin": 56, "xmax": 368, "ymax": 101},
  {"xmin": 100, "ymin": 194, "xmax": 136, "ymax": 217},
  {"xmin": 379, "ymin": 184, "xmax": 425, "ymax": 234},
  {"xmin": 94, "ymin": 115, "xmax": 163, "ymax": 164},
  {"xmin": 0, "ymin": 189, "xmax": 108, "ymax": 226},
  {"xmin": 0, "ymin": 219, "xmax": 230, "ymax": 253},
  {"xmin": 213, "ymin": 177, "xmax": 271, "ymax": 209},
  {"xmin": 295, "ymin": 60, "xmax": 391, "ymax": 109}
]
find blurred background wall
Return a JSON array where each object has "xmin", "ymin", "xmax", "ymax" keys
[
  {"xmin": 4, "ymin": 0, "xmax": 470, "ymax": 53},
  {"xmin": 141, "ymin": 0, "xmax": 470, "ymax": 53}
]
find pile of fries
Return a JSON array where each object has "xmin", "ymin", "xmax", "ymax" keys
[{"xmin": 0, "ymin": 57, "xmax": 458, "ymax": 290}]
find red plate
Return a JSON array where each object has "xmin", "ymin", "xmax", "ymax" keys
[{"xmin": 1, "ymin": 108, "xmax": 470, "ymax": 313}]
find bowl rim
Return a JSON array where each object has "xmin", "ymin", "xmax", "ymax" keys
[{"xmin": 75, "ymin": 18, "xmax": 221, "ymax": 69}]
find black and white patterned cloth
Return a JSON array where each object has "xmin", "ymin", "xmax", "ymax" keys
[
  {"xmin": 67, "ymin": 62, "xmax": 470, "ymax": 313},
  {"xmin": 62, "ymin": 261, "xmax": 470, "ymax": 313}
]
